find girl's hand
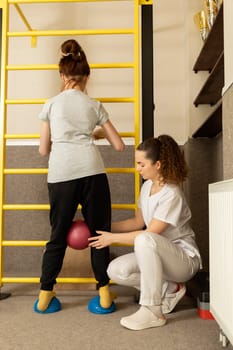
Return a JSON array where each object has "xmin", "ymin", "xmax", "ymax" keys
[
  {"xmin": 88, "ymin": 231, "xmax": 113, "ymax": 249},
  {"xmin": 92, "ymin": 127, "xmax": 106, "ymax": 140}
]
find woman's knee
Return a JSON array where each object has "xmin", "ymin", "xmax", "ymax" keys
[
  {"xmin": 108, "ymin": 255, "xmax": 137, "ymax": 284},
  {"xmin": 107, "ymin": 259, "xmax": 127, "ymax": 281},
  {"xmin": 107, "ymin": 259, "xmax": 117, "ymax": 280}
]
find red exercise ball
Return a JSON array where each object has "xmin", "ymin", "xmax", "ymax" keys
[{"xmin": 67, "ymin": 220, "xmax": 91, "ymax": 250}]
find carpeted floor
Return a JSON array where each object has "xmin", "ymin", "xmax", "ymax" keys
[{"xmin": 0, "ymin": 284, "xmax": 232, "ymax": 350}]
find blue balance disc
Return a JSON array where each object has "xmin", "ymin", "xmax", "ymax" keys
[
  {"xmin": 88, "ymin": 295, "xmax": 116, "ymax": 314},
  {"xmin": 34, "ymin": 296, "xmax": 61, "ymax": 314}
]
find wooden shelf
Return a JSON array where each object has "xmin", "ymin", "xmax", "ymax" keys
[
  {"xmin": 192, "ymin": 3, "xmax": 224, "ymax": 138},
  {"xmin": 194, "ymin": 52, "xmax": 224, "ymax": 106},
  {"xmin": 193, "ymin": 4, "xmax": 223, "ymax": 72},
  {"xmin": 192, "ymin": 103, "xmax": 222, "ymax": 138}
]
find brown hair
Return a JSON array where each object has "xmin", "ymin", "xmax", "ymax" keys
[
  {"xmin": 59, "ymin": 39, "xmax": 90, "ymax": 87},
  {"xmin": 136, "ymin": 135, "xmax": 188, "ymax": 184}
]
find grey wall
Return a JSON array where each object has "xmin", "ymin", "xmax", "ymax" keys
[
  {"xmin": 183, "ymin": 135, "xmax": 223, "ymax": 271},
  {"xmin": 3, "ymin": 137, "xmax": 224, "ymax": 282},
  {"xmin": 4, "ymin": 145, "xmax": 135, "ymax": 279}
]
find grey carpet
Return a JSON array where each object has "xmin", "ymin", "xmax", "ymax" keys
[{"xmin": 0, "ymin": 284, "xmax": 231, "ymax": 350}]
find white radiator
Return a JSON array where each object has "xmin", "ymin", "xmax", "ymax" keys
[{"xmin": 209, "ymin": 180, "xmax": 233, "ymax": 347}]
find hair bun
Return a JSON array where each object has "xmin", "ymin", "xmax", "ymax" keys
[
  {"xmin": 60, "ymin": 39, "xmax": 83, "ymax": 59},
  {"xmin": 59, "ymin": 39, "xmax": 90, "ymax": 77},
  {"xmin": 61, "ymin": 51, "xmax": 72, "ymax": 57}
]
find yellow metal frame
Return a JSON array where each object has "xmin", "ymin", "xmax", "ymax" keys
[
  {"xmin": 0, "ymin": 0, "xmax": 141, "ymax": 287},
  {"xmin": 13, "ymin": 3, "xmax": 37, "ymax": 47},
  {"xmin": 139, "ymin": 0, "xmax": 152, "ymax": 5}
]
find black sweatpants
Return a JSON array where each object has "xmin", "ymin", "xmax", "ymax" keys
[{"xmin": 40, "ymin": 173, "xmax": 111, "ymax": 290}]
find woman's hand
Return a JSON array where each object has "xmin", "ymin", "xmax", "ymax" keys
[{"xmin": 88, "ymin": 231, "xmax": 113, "ymax": 249}]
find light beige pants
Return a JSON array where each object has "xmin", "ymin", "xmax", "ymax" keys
[{"xmin": 107, "ymin": 232, "xmax": 200, "ymax": 306}]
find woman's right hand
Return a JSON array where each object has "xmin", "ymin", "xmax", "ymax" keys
[{"xmin": 88, "ymin": 231, "xmax": 113, "ymax": 249}]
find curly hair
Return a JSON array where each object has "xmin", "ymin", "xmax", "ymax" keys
[
  {"xmin": 58, "ymin": 39, "xmax": 90, "ymax": 87},
  {"xmin": 136, "ymin": 135, "xmax": 188, "ymax": 184}
]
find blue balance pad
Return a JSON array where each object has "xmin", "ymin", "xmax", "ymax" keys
[
  {"xmin": 34, "ymin": 296, "xmax": 61, "ymax": 314},
  {"xmin": 88, "ymin": 295, "xmax": 116, "ymax": 314}
]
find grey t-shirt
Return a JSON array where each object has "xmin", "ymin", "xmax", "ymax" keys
[{"xmin": 38, "ymin": 89, "xmax": 109, "ymax": 183}]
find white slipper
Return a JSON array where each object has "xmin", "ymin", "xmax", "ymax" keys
[
  {"xmin": 120, "ymin": 306, "xmax": 166, "ymax": 331},
  {"xmin": 162, "ymin": 284, "xmax": 186, "ymax": 314}
]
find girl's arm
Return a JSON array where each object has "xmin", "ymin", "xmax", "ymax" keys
[
  {"xmin": 39, "ymin": 121, "xmax": 51, "ymax": 156},
  {"xmin": 98, "ymin": 120, "xmax": 125, "ymax": 152}
]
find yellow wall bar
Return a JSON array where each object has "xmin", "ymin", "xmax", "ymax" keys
[
  {"xmin": 119, "ymin": 132, "xmax": 135, "ymax": 138},
  {"xmin": 2, "ymin": 277, "xmax": 98, "ymax": 284},
  {"xmin": 5, "ymin": 134, "xmax": 39, "ymax": 138},
  {"xmin": 3, "ymin": 240, "xmax": 132, "ymax": 247},
  {"xmin": 96, "ymin": 97, "xmax": 134, "ymax": 103},
  {"xmin": 4, "ymin": 132, "xmax": 135, "ymax": 139},
  {"xmin": 4, "ymin": 168, "xmax": 48, "ymax": 174},
  {"xmin": 133, "ymin": 0, "xmax": 141, "ymax": 210},
  {"xmin": 6, "ymin": 99, "xmax": 45, "ymax": 104},
  {"xmin": 133, "ymin": 0, "xmax": 140, "ymax": 148},
  {"xmin": 3, "ymin": 204, "xmax": 50, "ymax": 210},
  {"xmin": 3, "ymin": 203, "xmax": 136, "ymax": 210},
  {"xmin": 8, "ymin": 28, "xmax": 134, "ymax": 37},
  {"xmin": 3, "ymin": 240, "xmax": 48, "ymax": 246},
  {"xmin": 7, "ymin": 63, "xmax": 135, "ymax": 70},
  {"xmin": 2, "ymin": 277, "xmax": 41, "ymax": 283},
  {"xmin": 0, "ymin": 0, "xmax": 9, "ymax": 287},
  {"xmin": 9, "ymin": 0, "xmax": 130, "ymax": 3},
  {"xmin": 6, "ymin": 97, "xmax": 134, "ymax": 104},
  {"xmin": 3, "ymin": 167, "xmax": 135, "ymax": 174}
]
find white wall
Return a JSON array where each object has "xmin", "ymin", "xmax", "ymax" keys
[
  {"xmin": 6, "ymin": 1, "xmax": 135, "ymax": 136},
  {"xmin": 153, "ymin": 0, "xmax": 187, "ymax": 143},
  {"xmin": 4, "ymin": 0, "xmax": 218, "ymax": 144}
]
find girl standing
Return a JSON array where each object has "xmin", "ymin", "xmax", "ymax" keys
[{"xmin": 35, "ymin": 39, "xmax": 124, "ymax": 313}]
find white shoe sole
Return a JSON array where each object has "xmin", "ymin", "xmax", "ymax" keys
[
  {"xmin": 162, "ymin": 284, "xmax": 186, "ymax": 314},
  {"xmin": 120, "ymin": 315, "xmax": 166, "ymax": 331}
]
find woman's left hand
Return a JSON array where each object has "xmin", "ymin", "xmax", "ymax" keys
[{"xmin": 88, "ymin": 231, "xmax": 113, "ymax": 249}]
